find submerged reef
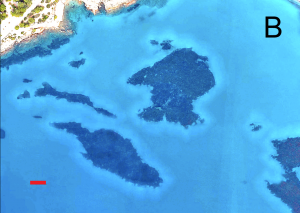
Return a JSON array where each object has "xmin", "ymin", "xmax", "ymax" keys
[
  {"xmin": 267, "ymin": 137, "xmax": 300, "ymax": 213},
  {"xmin": 35, "ymin": 82, "xmax": 116, "ymax": 118},
  {"xmin": 1, "ymin": 47, "xmax": 52, "ymax": 70},
  {"xmin": 33, "ymin": 116, "xmax": 42, "ymax": 119},
  {"xmin": 149, "ymin": 40, "xmax": 173, "ymax": 50},
  {"xmin": 271, "ymin": 137, "xmax": 300, "ymax": 172},
  {"xmin": 52, "ymin": 122, "xmax": 163, "ymax": 187},
  {"xmin": 47, "ymin": 38, "xmax": 70, "ymax": 50},
  {"xmin": 150, "ymin": 40, "xmax": 159, "ymax": 45},
  {"xmin": 127, "ymin": 3, "xmax": 140, "ymax": 12},
  {"xmin": 23, "ymin": 79, "xmax": 32, "ymax": 83},
  {"xmin": 0, "ymin": 35, "xmax": 72, "ymax": 70},
  {"xmin": 160, "ymin": 40, "xmax": 173, "ymax": 50},
  {"xmin": 17, "ymin": 90, "xmax": 30, "ymax": 99},
  {"xmin": 267, "ymin": 171, "xmax": 300, "ymax": 213},
  {"xmin": 1, "ymin": 129, "xmax": 5, "ymax": 139},
  {"xmin": 127, "ymin": 48, "xmax": 215, "ymax": 127},
  {"xmin": 68, "ymin": 58, "xmax": 86, "ymax": 68},
  {"xmin": 250, "ymin": 123, "xmax": 262, "ymax": 131}
]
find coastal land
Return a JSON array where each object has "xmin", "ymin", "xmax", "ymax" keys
[
  {"xmin": 0, "ymin": 0, "xmax": 139, "ymax": 54},
  {"xmin": 1, "ymin": 0, "xmax": 299, "ymax": 55}
]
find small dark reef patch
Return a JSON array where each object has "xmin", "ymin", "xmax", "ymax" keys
[
  {"xmin": 33, "ymin": 116, "xmax": 42, "ymax": 119},
  {"xmin": 52, "ymin": 122, "xmax": 163, "ymax": 187},
  {"xmin": 150, "ymin": 40, "xmax": 173, "ymax": 50},
  {"xmin": 250, "ymin": 123, "xmax": 262, "ymax": 132},
  {"xmin": 68, "ymin": 58, "xmax": 86, "ymax": 68},
  {"xmin": 23, "ymin": 79, "xmax": 33, "ymax": 83},
  {"xmin": 160, "ymin": 40, "xmax": 173, "ymax": 50},
  {"xmin": 127, "ymin": 48, "xmax": 215, "ymax": 128},
  {"xmin": 35, "ymin": 82, "xmax": 116, "ymax": 118},
  {"xmin": 17, "ymin": 90, "xmax": 30, "ymax": 99},
  {"xmin": 267, "ymin": 137, "xmax": 300, "ymax": 213},
  {"xmin": 150, "ymin": 40, "xmax": 159, "ymax": 45}
]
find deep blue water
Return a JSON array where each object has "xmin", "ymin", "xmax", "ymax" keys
[{"xmin": 1, "ymin": 0, "xmax": 300, "ymax": 212}]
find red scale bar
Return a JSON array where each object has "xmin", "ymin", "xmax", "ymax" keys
[{"xmin": 30, "ymin": 181, "xmax": 46, "ymax": 185}]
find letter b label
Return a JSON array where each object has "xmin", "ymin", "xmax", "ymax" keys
[{"xmin": 266, "ymin": 16, "xmax": 282, "ymax": 38}]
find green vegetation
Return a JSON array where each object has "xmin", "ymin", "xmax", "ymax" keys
[
  {"xmin": 45, "ymin": 0, "xmax": 50, "ymax": 3},
  {"xmin": 32, "ymin": 5, "xmax": 44, "ymax": 13},
  {"xmin": 21, "ymin": 31, "xmax": 25, "ymax": 34},
  {"xmin": 21, "ymin": 5, "xmax": 44, "ymax": 26},
  {"xmin": 8, "ymin": 34, "xmax": 16, "ymax": 40},
  {"xmin": 38, "ymin": 14, "xmax": 48, "ymax": 23},
  {"xmin": 54, "ymin": 15, "xmax": 57, "ymax": 20},
  {"xmin": 42, "ymin": 14, "xmax": 48, "ymax": 20},
  {"xmin": 28, "ymin": 17, "xmax": 34, "ymax": 23},
  {"xmin": 0, "ymin": 2, "xmax": 6, "ymax": 12},
  {"xmin": 41, "ymin": 0, "xmax": 44, "ymax": 3},
  {"xmin": 15, "ymin": 25, "xmax": 20, "ymax": 30},
  {"xmin": 19, "ymin": 21, "xmax": 30, "ymax": 28},
  {"xmin": 0, "ymin": 12, "xmax": 8, "ymax": 21},
  {"xmin": 11, "ymin": 0, "xmax": 32, "ymax": 17},
  {"xmin": 46, "ymin": 3, "xmax": 50, "ymax": 8},
  {"xmin": 0, "ymin": 0, "xmax": 8, "ymax": 22},
  {"xmin": 32, "ymin": 28, "xmax": 36, "ymax": 33}
]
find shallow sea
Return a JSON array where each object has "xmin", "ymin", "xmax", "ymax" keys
[{"xmin": 1, "ymin": 0, "xmax": 300, "ymax": 212}]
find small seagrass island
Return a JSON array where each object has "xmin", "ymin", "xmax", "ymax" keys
[
  {"xmin": 128, "ymin": 48, "xmax": 215, "ymax": 128},
  {"xmin": 52, "ymin": 122, "xmax": 163, "ymax": 187},
  {"xmin": 267, "ymin": 137, "xmax": 300, "ymax": 213}
]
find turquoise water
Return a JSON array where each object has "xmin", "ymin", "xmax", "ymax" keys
[{"xmin": 1, "ymin": 0, "xmax": 300, "ymax": 212}]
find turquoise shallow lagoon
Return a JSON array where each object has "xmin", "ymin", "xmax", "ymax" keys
[{"xmin": 1, "ymin": 0, "xmax": 300, "ymax": 212}]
